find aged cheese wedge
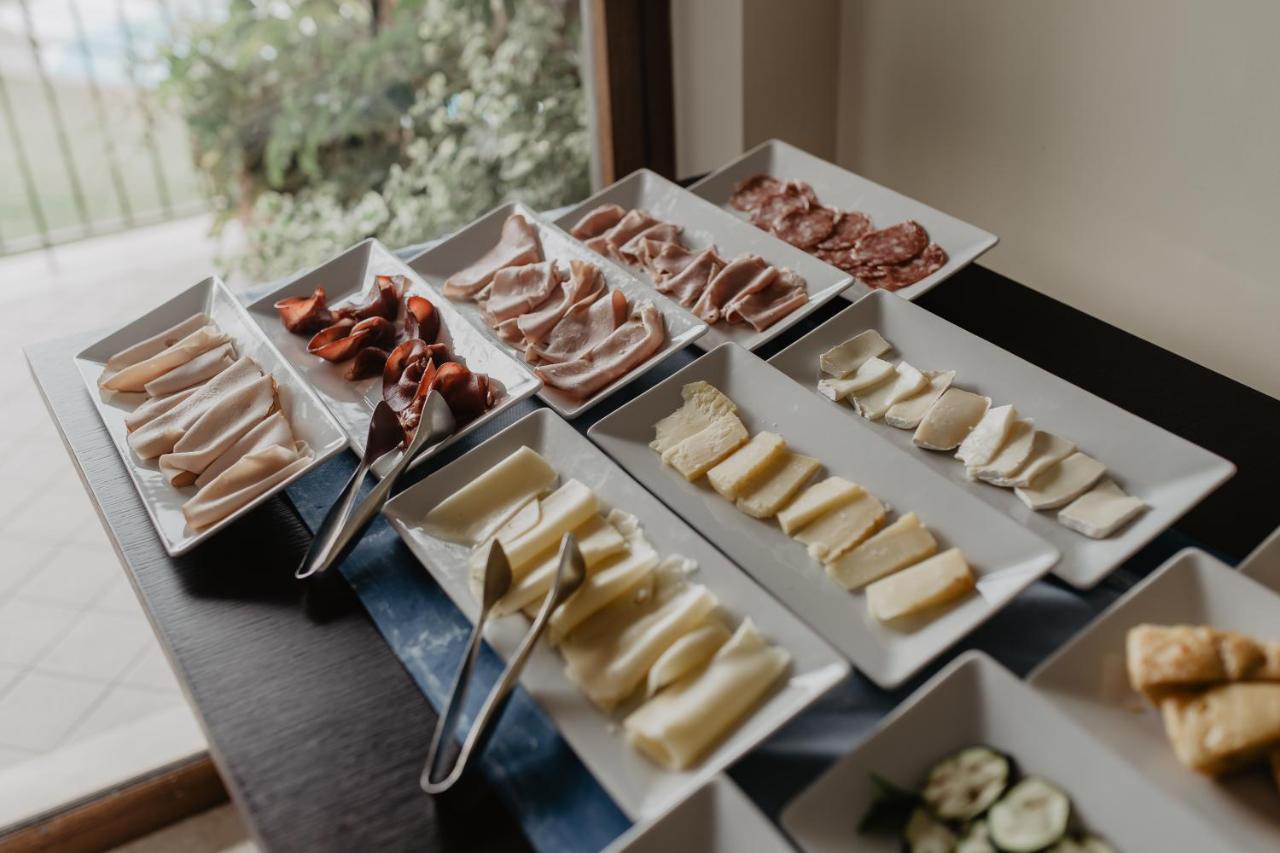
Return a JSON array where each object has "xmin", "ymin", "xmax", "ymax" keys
[
  {"xmin": 985, "ymin": 431, "xmax": 1076, "ymax": 488},
  {"xmin": 817, "ymin": 358, "xmax": 894, "ymax": 402},
  {"xmin": 490, "ymin": 511, "xmax": 632, "ymax": 615},
  {"xmin": 794, "ymin": 491, "xmax": 886, "ymax": 563},
  {"xmin": 624, "ymin": 618, "xmax": 790, "ymax": 770},
  {"xmin": 913, "ymin": 388, "xmax": 990, "ymax": 451},
  {"xmin": 650, "ymin": 381, "xmax": 737, "ymax": 454},
  {"xmin": 546, "ymin": 512, "xmax": 660, "ymax": 638},
  {"xmin": 645, "ymin": 621, "xmax": 731, "ymax": 697},
  {"xmin": 707, "ymin": 431, "xmax": 787, "ymax": 500},
  {"xmin": 826, "ymin": 512, "xmax": 938, "ymax": 590},
  {"xmin": 884, "ymin": 370, "xmax": 956, "ymax": 430},
  {"xmin": 850, "ymin": 363, "xmax": 928, "ymax": 420},
  {"xmin": 735, "ymin": 452, "xmax": 821, "ymax": 519},
  {"xmin": 777, "ymin": 477, "xmax": 862, "ymax": 535},
  {"xmin": 662, "ymin": 413, "xmax": 750, "ymax": 481},
  {"xmin": 969, "ymin": 418, "xmax": 1036, "ymax": 482},
  {"xmin": 1159, "ymin": 683, "xmax": 1280, "ymax": 774},
  {"xmin": 866, "ymin": 548, "xmax": 975, "ymax": 622},
  {"xmin": 1015, "ymin": 452, "xmax": 1107, "ymax": 510},
  {"xmin": 819, "ymin": 329, "xmax": 892, "ymax": 378},
  {"xmin": 956, "ymin": 404, "xmax": 1017, "ymax": 467},
  {"xmin": 424, "ymin": 446, "xmax": 558, "ymax": 545},
  {"xmin": 1058, "ymin": 479, "xmax": 1146, "ymax": 538},
  {"xmin": 490, "ymin": 478, "xmax": 598, "ymax": 573}
]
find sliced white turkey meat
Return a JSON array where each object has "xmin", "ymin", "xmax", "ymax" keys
[
  {"xmin": 526, "ymin": 290, "xmax": 629, "ymax": 365},
  {"xmin": 535, "ymin": 303, "xmax": 666, "ymax": 400},
  {"xmin": 569, "ymin": 203, "xmax": 626, "ymax": 240},
  {"xmin": 442, "ymin": 214, "xmax": 542, "ymax": 299}
]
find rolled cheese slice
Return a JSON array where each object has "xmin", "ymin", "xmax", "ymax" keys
[
  {"xmin": 124, "ymin": 385, "xmax": 200, "ymax": 433},
  {"xmin": 105, "ymin": 312, "xmax": 210, "ymax": 371},
  {"xmin": 795, "ymin": 490, "xmax": 886, "ymax": 563},
  {"xmin": 986, "ymin": 431, "xmax": 1075, "ymax": 488},
  {"xmin": 488, "ymin": 511, "xmax": 630, "ymax": 615},
  {"xmin": 100, "ymin": 324, "xmax": 229, "ymax": 392},
  {"xmin": 645, "ymin": 621, "xmax": 731, "ymax": 697},
  {"xmin": 546, "ymin": 511, "xmax": 659, "ymax": 638},
  {"xmin": 624, "ymin": 618, "xmax": 790, "ymax": 770},
  {"xmin": 866, "ymin": 548, "xmax": 974, "ymax": 622},
  {"xmin": 494, "ymin": 478, "xmax": 599, "ymax": 574},
  {"xmin": 884, "ymin": 370, "xmax": 955, "ymax": 430},
  {"xmin": 969, "ymin": 418, "xmax": 1036, "ymax": 482},
  {"xmin": 707, "ymin": 431, "xmax": 786, "ymax": 500},
  {"xmin": 128, "ymin": 357, "xmax": 264, "ymax": 459},
  {"xmin": 819, "ymin": 329, "xmax": 891, "ymax": 378},
  {"xmin": 424, "ymin": 446, "xmax": 557, "ymax": 545},
  {"xmin": 735, "ymin": 452, "xmax": 821, "ymax": 519},
  {"xmin": 817, "ymin": 357, "xmax": 894, "ymax": 402},
  {"xmin": 1015, "ymin": 452, "xmax": 1107, "ymax": 510},
  {"xmin": 777, "ymin": 477, "xmax": 862, "ymax": 534},
  {"xmin": 650, "ymin": 381, "xmax": 736, "ymax": 454},
  {"xmin": 142, "ymin": 342, "xmax": 235, "ymax": 397},
  {"xmin": 195, "ymin": 410, "xmax": 295, "ymax": 489},
  {"xmin": 182, "ymin": 443, "xmax": 311, "ymax": 530},
  {"xmin": 157, "ymin": 375, "xmax": 276, "ymax": 486},
  {"xmin": 826, "ymin": 512, "xmax": 938, "ymax": 590},
  {"xmin": 851, "ymin": 362, "xmax": 927, "ymax": 420},
  {"xmin": 912, "ymin": 388, "xmax": 990, "ymax": 451},
  {"xmin": 955, "ymin": 404, "xmax": 1018, "ymax": 467},
  {"xmin": 1057, "ymin": 479, "xmax": 1146, "ymax": 538},
  {"xmin": 662, "ymin": 413, "xmax": 749, "ymax": 481}
]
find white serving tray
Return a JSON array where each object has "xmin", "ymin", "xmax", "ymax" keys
[
  {"xmin": 588, "ymin": 343, "xmax": 1058, "ymax": 689},
  {"xmin": 769, "ymin": 290, "xmax": 1236, "ymax": 589},
  {"xmin": 782, "ymin": 651, "xmax": 1223, "ymax": 852},
  {"xmin": 1241, "ymin": 524, "xmax": 1280, "ymax": 591},
  {"xmin": 245, "ymin": 238, "xmax": 541, "ymax": 475},
  {"xmin": 689, "ymin": 139, "xmax": 998, "ymax": 302},
  {"xmin": 604, "ymin": 775, "xmax": 792, "ymax": 853},
  {"xmin": 75, "ymin": 276, "xmax": 348, "ymax": 556},
  {"xmin": 382, "ymin": 409, "xmax": 849, "ymax": 821},
  {"xmin": 552, "ymin": 169, "xmax": 852, "ymax": 353},
  {"xmin": 406, "ymin": 202, "xmax": 707, "ymax": 419},
  {"xmin": 1029, "ymin": 548, "xmax": 1280, "ymax": 850}
]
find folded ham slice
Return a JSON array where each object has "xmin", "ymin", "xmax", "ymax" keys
[
  {"xmin": 655, "ymin": 248, "xmax": 724, "ymax": 308},
  {"xmin": 584, "ymin": 235, "xmax": 615, "ymax": 260},
  {"xmin": 691, "ymin": 255, "xmax": 775, "ymax": 324},
  {"xmin": 158, "ymin": 374, "xmax": 276, "ymax": 486},
  {"xmin": 535, "ymin": 303, "xmax": 666, "ymax": 400},
  {"xmin": 569, "ymin": 203, "xmax": 626, "ymax": 240},
  {"xmin": 480, "ymin": 261, "xmax": 563, "ymax": 324},
  {"xmin": 618, "ymin": 222, "xmax": 681, "ymax": 264},
  {"xmin": 642, "ymin": 241, "xmax": 700, "ymax": 281},
  {"xmin": 182, "ymin": 443, "xmax": 311, "ymax": 530},
  {"xmin": 128, "ymin": 356, "xmax": 263, "ymax": 459},
  {"xmin": 722, "ymin": 268, "xmax": 809, "ymax": 331},
  {"xmin": 603, "ymin": 210, "xmax": 658, "ymax": 254},
  {"xmin": 143, "ymin": 342, "xmax": 235, "ymax": 397},
  {"xmin": 106, "ymin": 313, "xmax": 210, "ymax": 372},
  {"xmin": 100, "ymin": 324, "xmax": 229, "ymax": 392},
  {"xmin": 527, "ymin": 290, "xmax": 628, "ymax": 365},
  {"xmin": 515, "ymin": 261, "xmax": 603, "ymax": 345},
  {"xmin": 124, "ymin": 385, "xmax": 200, "ymax": 433},
  {"xmin": 443, "ymin": 214, "xmax": 541, "ymax": 299},
  {"xmin": 195, "ymin": 411, "xmax": 296, "ymax": 489}
]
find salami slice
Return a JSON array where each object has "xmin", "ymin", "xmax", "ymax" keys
[
  {"xmin": 729, "ymin": 174, "xmax": 783, "ymax": 211},
  {"xmin": 749, "ymin": 181, "xmax": 816, "ymax": 229},
  {"xmin": 850, "ymin": 220, "xmax": 929, "ymax": 267},
  {"xmin": 773, "ymin": 205, "xmax": 837, "ymax": 249},
  {"xmin": 816, "ymin": 210, "xmax": 873, "ymax": 251},
  {"xmin": 859, "ymin": 243, "xmax": 948, "ymax": 291},
  {"xmin": 815, "ymin": 246, "xmax": 863, "ymax": 273}
]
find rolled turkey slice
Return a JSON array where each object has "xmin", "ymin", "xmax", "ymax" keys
[
  {"xmin": 692, "ymin": 255, "xmax": 774, "ymax": 324},
  {"xmin": 515, "ymin": 261, "xmax": 603, "ymax": 345},
  {"xmin": 657, "ymin": 247, "xmax": 723, "ymax": 307},
  {"xmin": 158, "ymin": 374, "xmax": 276, "ymax": 486},
  {"xmin": 100, "ymin": 324, "xmax": 229, "ymax": 392},
  {"xmin": 527, "ymin": 290, "xmax": 628, "ymax": 365},
  {"xmin": 535, "ymin": 302, "xmax": 666, "ymax": 401},
  {"xmin": 124, "ymin": 385, "xmax": 200, "ymax": 433},
  {"xmin": 442, "ymin": 214, "xmax": 541, "ymax": 299},
  {"xmin": 195, "ymin": 410, "xmax": 296, "ymax": 489},
  {"xmin": 182, "ymin": 443, "xmax": 311, "ymax": 530},
  {"xmin": 127, "ymin": 356, "xmax": 263, "ymax": 459},
  {"xmin": 143, "ymin": 342, "xmax": 235, "ymax": 397},
  {"xmin": 480, "ymin": 261, "xmax": 563, "ymax": 324},
  {"xmin": 569, "ymin": 203, "xmax": 626, "ymax": 240},
  {"xmin": 105, "ymin": 313, "xmax": 210, "ymax": 371}
]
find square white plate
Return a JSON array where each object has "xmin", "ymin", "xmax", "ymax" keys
[
  {"xmin": 1241, "ymin": 525, "xmax": 1280, "ymax": 592},
  {"xmin": 381, "ymin": 408, "xmax": 849, "ymax": 821},
  {"xmin": 552, "ymin": 169, "xmax": 852, "ymax": 353},
  {"xmin": 689, "ymin": 139, "xmax": 998, "ymax": 302},
  {"xmin": 406, "ymin": 202, "xmax": 707, "ymax": 419},
  {"xmin": 769, "ymin": 290, "xmax": 1236, "ymax": 589},
  {"xmin": 1029, "ymin": 548, "xmax": 1280, "ymax": 850},
  {"xmin": 75, "ymin": 276, "xmax": 348, "ymax": 556},
  {"xmin": 782, "ymin": 651, "xmax": 1223, "ymax": 852},
  {"xmin": 588, "ymin": 343, "xmax": 1059, "ymax": 689},
  {"xmin": 604, "ymin": 775, "xmax": 791, "ymax": 853},
  {"xmin": 246, "ymin": 238, "xmax": 541, "ymax": 475}
]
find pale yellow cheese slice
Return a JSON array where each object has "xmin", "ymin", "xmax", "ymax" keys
[
  {"xmin": 817, "ymin": 357, "xmax": 894, "ymax": 402},
  {"xmin": 986, "ymin": 431, "xmax": 1075, "ymax": 488},
  {"xmin": 956, "ymin": 404, "xmax": 1018, "ymax": 467},
  {"xmin": 794, "ymin": 491, "xmax": 886, "ymax": 562},
  {"xmin": 1057, "ymin": 479, "xmax": 1146, "ymax": 538},
  {"xmin": 825, "ymin": 512, "xmax": 938, "ymax": 590},
  {"xmin": 884, "ymin": 370, "xmax": 956, "ymax": 430},
  {"xmin": 851, "ymin": 362, "xmax": 928, "ymax": 420},
  {"xmin": 424, "ymin": 446, "xmax": 558, "ymax": 545},
  {"xmin": 866, "ymin": 548, "xmax": 975, "ymax": 622},
  {"xmin": 819, "ymin": 329, "xmax": 892, "ymax": 377},
  {"xmin": 1015, "ymin": 452, "xmax": 1107, "ymax": 510},
  {"xmin": 490, "ymin": 478, "xmax": 598, "ymax": 574},
  {"xmin": 912, "ymin": 388, "xmax": 991, "ymax": 451},
  {"xmin": 707, "ymin": 431, "xmax": 787, "ymax": 500},
  {"xmin": 650, "ymin": 381, "xmax": 737, "ymax": 454},
  {"xmin": 547, "ymin": 511, "xmax": 660, "ymax": 638},
  {"xmin": 645, "ymin": 621, "xmax": 731, "ymax": 697},
  {"xmin": 490, "ymin": 511, "xmax": 631, "ymax": 615},
  {"xmin": 777, "ymin": 477, "xmax": 862, "ymax": 534},
  {"xmin": 969, "ymin": 418, "xmax": 1036, "ymax": 481},
  {"xmin": 662, "ymin": 413, "xmax": 750, "ymax": 481},
  {"xmin": 735, "ymin": 452, "xmax": 821, "ymax": 519}
]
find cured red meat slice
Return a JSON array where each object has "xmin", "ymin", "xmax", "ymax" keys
[
  {"xmin": 516, "ymin": 261, "xmax": 603, "ymax": 345},
  {"xmin": 431, "ymin": 362, "xmax": 492, "ymax": 425},
  {"xmin": 657, "ymin": 248, "xmax": 724, "ymax": 307},
  {"xmin": 749, "ymin": 181, "xmax": 817, "ymax": 229},
  {"xmin": 849, "ymin": 220, "xmax": 929, "ymax": 268},
  {"xmin": 816, "ymin": 211, "xmax": 873, "ymax": 251},
  {"xmin": 692, "ymin": 255, "xmax": 775, "ymax": 324},
  {"xmin": 723, "ymin": 269, "xmax": 809, "ymax": 331},
  {"xmin": 569, "ymin": 203, "xmax": 626, "ymax": 240},
  {"xmin": 443, "ymin": 214, "xmax": 542, "ymax": 299},
  {"xmin": 528, "ymin": 290, "xmax": 629, "ymax": 364},
  {"xmin": 729, "ymin": 174, "xmax": 783, "ymax": 211},
  {"xmin": 274, "ymin": 288, "xmax": 334, "ymax": 334},
  {"xmin": 404, "ymin": 295, "xmax": 440, "ymax": 343},
  {"xmin": 773, "ymin": 205, "xmax": 837, "ymax": 249},
  {"xmin": 344, "ymin": 346, "xmax": 390, "ymax": 381},
  {"xmin": 535, "ymin": 303, "xmax": 666, "ymax": 400},
  {"xmin": 603, "ymin": 209, "xmax": 659, "ymax": 253},
  {"xmin": 480, "ymin": 261, "xmax": 563, "ymax": 325},
  {"xmin": 336, "ymin": 276, "xmax": 402, "ymax": 322},
  {"xmin": 618, "ymin": 222, "xmax": 681, "ymax": 264},
  {"xmin": 858, "ymin": 242, "xmax": 948, "ymax": 291}
]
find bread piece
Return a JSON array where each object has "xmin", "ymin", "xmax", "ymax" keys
[
  {"xmin": 1127, "ymin": 624, "xmax": 1280, "ymax": 695},
  {"xmin": 1159, "ymin": 683, "xmax": 1280, "ymax": 775}
]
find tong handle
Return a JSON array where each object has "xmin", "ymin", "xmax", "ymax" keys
[{"xmin": 295, "ymin": 458, "xmax": 372, "ymax": 579}]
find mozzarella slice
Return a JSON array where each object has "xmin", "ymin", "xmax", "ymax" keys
[
  {"xmin": 819, "ymin": 329, "xmax": 892, "ymax": 377},
  {"xmin": 826, "ymin": 512, "xmax": 938, "ymax": 590},
  {"xmin": 794, "ymin": 491, "xmax": 886, "ymax": 563},
  {"xmin": 483, "ymin": 478, "xmax": 598, "ymax": 574},
  {"xmin": 645, "ymin": 621, "xmax": 731, "ymax": 697},
  {"xmin": 707, "ymin": 432, "xmax": 787, "ymax": 500},
  {"xmin": 986, "ymin": 431, "xmax": 1075, "ymax": 488},
  {"xmin": 956, "ymin": 404, "xmax": 1018, "ymax": 467},
  {"xmin": 817, "ymin": 357, "xmax": 894, "ymax": 402},
  {"xmin": 489, "ymin": 511, "xmax": 631, "ymax": 615},
  {"xmin": 735, "ymin": 452, "xmax": 821, "ymax": 519},
  {"xmin": 913, "ymin": 388, "xmax": 990, "ymax": 451},
  {"xmin": 650, "ymin": 381, "xmax": 737, "ymax": 454},
  {"xmin": 884, "ymin": 370, "xmax": 956, "ymax": 430},
  {"xmin": 851, "ymin": 362, "xmax": 928, "ymax": 420},
  {"xmin": 424, "ymin": 446, "xmax": 558, "ymax": 545},
  {"xmin": 969, "ymin": 419, "xmax": 1036, "ymax": 481},
  {"xmin": 547, "ymin": 512, "xmax": 660, "ymax": 638},
  {"xmin": 662, "ymin": 413, "xmax": 750, "ymax": 481},
  {"xmin": 776, "ymin": 476, "xmax": 862, "ymax": 534},
  {"xmin": 1057, "ymin": 479, "xmax": 1145, "ymax": 537},
  {"xmin": 866, "ymin": 548, "xmax": 975, "ymax": 622},
  {"xmin": 1015, "ymin": 452, "xmax": 1107, "ymax": 510}
]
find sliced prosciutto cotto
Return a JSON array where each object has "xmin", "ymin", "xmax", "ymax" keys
[
  {"xmin": 535, "ymin": 303, "xmax": 666, "ymax": 400},
  {"xmin": 691, "ymin": 255, "xmax": 775, "ymax": 325},
  {"xmin": 527, "ymin": 290, "xmax": 629, "ymax": 364},
  {"xmin": 516, "ymin": 261, "xmax": 603, "ymax": 345},
  {"xmin": 658, "ymin": 247, "xmax": 724, "ymax": 307},
  {"xmin": 569, "ymin": 203, "xmax": 626, "ymax": 240},
  {"xmin": 480, "ymin": 261, "xmax": 564, "ymax": 324},
  {"xmin": 722, "ymin": 268, "xmax": 809, "ymax": 331},
  {"xmin": 442, "ymin": 214, "xmax": 541, "ymax": 299}
]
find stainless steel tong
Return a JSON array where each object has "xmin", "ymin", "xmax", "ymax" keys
[{"xmin": 421, "ymin": 534, "xmax": 587, "ymax": 794}]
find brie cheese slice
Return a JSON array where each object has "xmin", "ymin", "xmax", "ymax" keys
[
  {"xmin": 826, "ymin": 511, "xmax": 938, "ymax": 590},
  {"xmin": 851, "ymin": 362, "xmax": 928, "ymax": 420},
  {"xmin": 794, "ymin": 490, "xmax": 886, "ymax": 563},
  {"xmin": 1057, "ymin": 479, "xmax": 1146, "ymax": 538},
  {"xmin": 884, "ymin": 370, "xmax": 956, "ymax": 430},
  {"xmin": 1015, "ymin": 452, "xmax": 1107, "ymax": 510},
  {"xmin": 955, "ymin": 404, "xmax": 1017, "ymax": 467},
  {"xmin": 819, "ymin": 329, "xmax": 892, "ymax": 378},
  {"xmin": 776, "ymin": 476, "xmax": 862, "ymax": 534},
  {"xmin": 986, "ymin": 431, "xmax": 1075, "ymax": 488},
  {"xmin": 912, "ymin": 388, "xmax": 990, "ymax": 451},
  {"xmin": 866, "ymin": 548, "xmax": 975, "ymax": 622},
  {"xmin": 707, "ymin": 431, "xmax": 787, "ymax": 500},
  {"xmin": 662, "ymin": 413, "xmax": 750, "ymax": 481},
  {"xmin": 735, "ymin": 452, "xmax": 821, "ymax": 519},
  {"xmin": 969, "ymin": 418, "xmax": 1036, "ymax": 481},
  {"xmin": 817, "ymin": 358, "xmax": 894, "ymax": 402}
]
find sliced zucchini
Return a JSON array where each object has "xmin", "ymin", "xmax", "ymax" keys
[
  {"xmin": 922, "ymin": 746, "xmax": 1010, "ymax": 820},
  {"xmin": 857, "ymin": 772, "xmax": 920, "ymax": 836},
  {"xmin": 956, "ymin": 819, "xmax": 997, "ymax": 853},
  {"xmin": 988, "ymin": 778, "xmax": 1070, "ymax": 852},
  {"xmin": 1051, "ymin": 837, "xmax": 1116, "ymax": 853},
  {"xmin": 904, "ymin": 807, "xmax": 957, "ymax": 853}
]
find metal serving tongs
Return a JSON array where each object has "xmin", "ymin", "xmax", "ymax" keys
[
  {"xmin": 296, "ymin": 392, "xmax": 456, "ymax": 579},
  {"xmin": 421, "ymin": 534, "xmax": 587, "ymax": 795}
]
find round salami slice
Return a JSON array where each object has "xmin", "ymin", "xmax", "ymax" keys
[
  {"xmin": 774, "ymin": 205, "xmax": 837, "ymax": 249},
  {"xmin": 815, "ymin": 246, "xmax": 862, "ymax": 273},
  {"xmin": 816, "ymin": 210, "xmax": 873, "ymax": 251},
  {"xmin": 850, "ymin": 220, "xmax": 929, "ymax": 267},
  {"xmin": 748, "ymin": 180, "xmax": 818, "ymax": 229},
  {"xmin": 859, "ymin": 242, "xmax": 948, "ymax": 291},
  {"xmin": 729, "ymin": 174, "xmax": 783, "ymax": 211}
]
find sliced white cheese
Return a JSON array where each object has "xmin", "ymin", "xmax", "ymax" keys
[
  {"xmin": 735, "ymin": 452, "xmax": 821, "ymax": 519},
  {"xmin": 662, "ymin": 413, "xmax": 749, "ymax": 481},
  {"xmin": 817, "ymin": 357, "xmax": 894, "ymax": 402},
  {"xmin": 969, "ymin": 418, "xmax": 1036, "ymax": 481},
  {"xmin": 987, "ymin": 431, "xmax": 1075, "ymax": 488},
  {"xmin": 490, "ymin": 510, "xmax": 632, "ymax": 616},
  {"xmin": 1057, "ymin": 479, "xmax": 1147, "ymax": 538},
  {"xmin": 424, "ymin": 446, "xmax": 558, "ymax": 545},
  {"xmin": 851, "ymin": 362, "xmax": 928, "ymax": 420},
  {"xmin": 884, "ymin": 370, "xmax": 956, "ymax": 430},
  {"xmin": 707, "ymin": 432, "xmax": 787, "ymax": 500},
  {"xmin": 1015, "ymin": 452, "xmax": 1107, "ymax": 510},
  {"xmin": 955, "ymin": 404, "xmax": 1018, "ymax": 467},
  {"xmin": 776, "ymin": 477, "xmax": 862, "ymax": 534},
  {"xmin": 819, "ymin": 329, "xmax": 892, "ymax": 378},
  {"xmin": 912, "ymin": 388, "xmax": 990, "ymax": 451},
  {"xmin": 866, "ymin": 548, "xmax": 975, "ymax": 622},
  {"xmin": 650, "ymin": 381, "xmax": 737, "ymax": 454},
  {"xmin": 825, "ymin": 512, "xmax": 938, "ymax": 590},
  {"xmin": 547, "ymin": 512, "xmax": 660, "ymax": 639},
  {"xmin": 794, "ymin": 490, "xmax": 886, "ymax": 563},
  {"xmin": 645, "ymin": 621, "xmax": 731, "ymax": 697},
  {"xmin": 487, "ymin": 478, "xmax": 598, "ymax": 574}
]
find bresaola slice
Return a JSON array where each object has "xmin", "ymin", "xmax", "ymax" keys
[
  {"xmin": 535, "ymin": 303, "xmax": 666, "ymax": 400},
  {"xmin": 443, "ymin": 214, "xmax": 541, "ymax": 299},
  {"xmin": 273, "ymin": 288, "xmax": 334, "ymax": 334}
]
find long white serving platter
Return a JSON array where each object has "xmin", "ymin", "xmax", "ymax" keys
[
  {"xmin": 1241, "ymin": 524, "xmax": 1280, "ymax": 592},
  {"xmin": 603, "ymin": 775, "xmax": 792, "ymax": 853},
  {"xmin": 552, "ymin": 168, "xmax": 852, "ymax": 352},
  {"xmin": 245, "ymin": 238, "xmax": 541, "ymax": 475},
  {"xmin": 1029, "ymin": 548, "xmax": 1280, "ymax": 851},
  {"xmin": 382, "ymin": 409, "xmax": 849, "ymax": 821},
  {"xmin": 75, "ymin": 276, "xmax": 348, "ymax": 556},
  {"xmin": 768, "ymin": 290, "xmax": 1236, "ymax": 589},
  {"xmin": 406, "ymin": 202, "xmax": 707, "ymax": 419},
  {"xmin": 689, "ymin": 138, "xmax": 998, "ymax": 301},
  {"xmin": 782, "ymin": 651, "xmax": 1222, "ymax": 852},
  {"xmin": 588, "ymin": 343, "xmax": 1059, "ymax": 689}
]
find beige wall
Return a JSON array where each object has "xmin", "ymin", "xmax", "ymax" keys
[{"xmin": 671, "ymin": 0, "xmax": 744, "ymax": 177}]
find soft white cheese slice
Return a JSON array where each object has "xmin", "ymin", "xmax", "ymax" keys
[
  {"xmin": 819, "ymin": 329, "xmax": 892, "ymax": 378},
  {"xmin": 866, "ymin": 548, "xmax": 975, "ymax": 622},
  {"xmin": 884, "ymin": 370, "xmax": 956, "ymax": 430},
  {"xmin": 912, "ymin": 388, "xmax": 990, "ymax": 451},
  {"xmin": 986, "ymin": 431, "xmax": 1075, "ymax": 488},
  {"xmin": 851, "ymin": 362, "xmax": 928, "ymax": 420},
  {"xmin": 1015, "ymin": 452, "xmax": 1107, "ymax": 510},
  {"xmin": 662, "ymin": 413, "xmax": 749, "ymax": 481},
  {"xmin": 776, "ymin": 476, "xmax": 862, "ymax": 534},
  {"xmin": 969, "ymin": 418, "xmax": 1036, "ymax": 482},
  {"xmin": 735, "ymin": 452, "xmax": 821, "ymax": 519},
  {"xmin": 650, "ymin": 380, "xmax": 736, "ymax": 454},
  {"xmin": 1057, "ymin": 479, "xmax": 1146, "ymax": 538},
  {"xmin": 707, "ymin": 432, "xmax": 787, "ymax": 500},
  {"xmin": 490, "ymin": 478, "xmax": 598, "ymax": 574},
  {"xmin": 955, "ymin": 404, "xmax": 1018, "ymax": 467},
  {"xmin": 794, "ymin": 491, "xmax": 886, "ymax": 563},
  {"xmin": 645, "ymin": 620, "xmax": 731, "ymax": 697},
  {"xmin": 825, "ymin": 512, "xmax": 938, "ymax": 590},
  {"xmin": 547, "ymin": 511, "xmax": 661, "ymax": 639},
  {"xmin": 491, "ymin": 510, "xmax": 633, "ymax": 616},
  {"xmin": 424, "ymin": 445, "xmax": 558, "ymax": 545},
  {"xmin": 817, "ymin": 357, "xmax": 895, "ymax": 403}
]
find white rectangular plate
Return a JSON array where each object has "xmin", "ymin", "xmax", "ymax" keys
[
  {"xmin": 604, "ymin": 775, "xmax": 791, "ymax": 853},
  {"xmin": 246, "ymin": 238, "xmax": 541, "ymax": 475},
  {"xmin": 382, "ymin": 408, "xmax": 849, "ymax": 821},
  {"xmin": 406, "ymin": 202, "xmax": 706, "ymax": 419},
  {"xmin": 588, "ymin": 343, "xmax": 1058, "ymax": 689},
  {"xmin": 769, "ymin": 290, "xmax": 1236, "ymax": 589},
  {"xmin": 75, "ymin": 276, "xmax": 348, "ymax": 556},
  {"xmin": 552, "ymin": 169, "xmax": 852, "ymax": 352},
  {"xmin": 689, "ymin": 139, "xmax": 998, "ymax": 302},
  {"xmin": 1029, "ymin": 548, "xmax": 1280, "ymax": 850},
  {"xmin": 1241, "ymin": 525, "xmax": 1280, "ymax": 592},
  {"xmin": 782, "ymin": 651, "xmax": 1224, "ymax": 852}
]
